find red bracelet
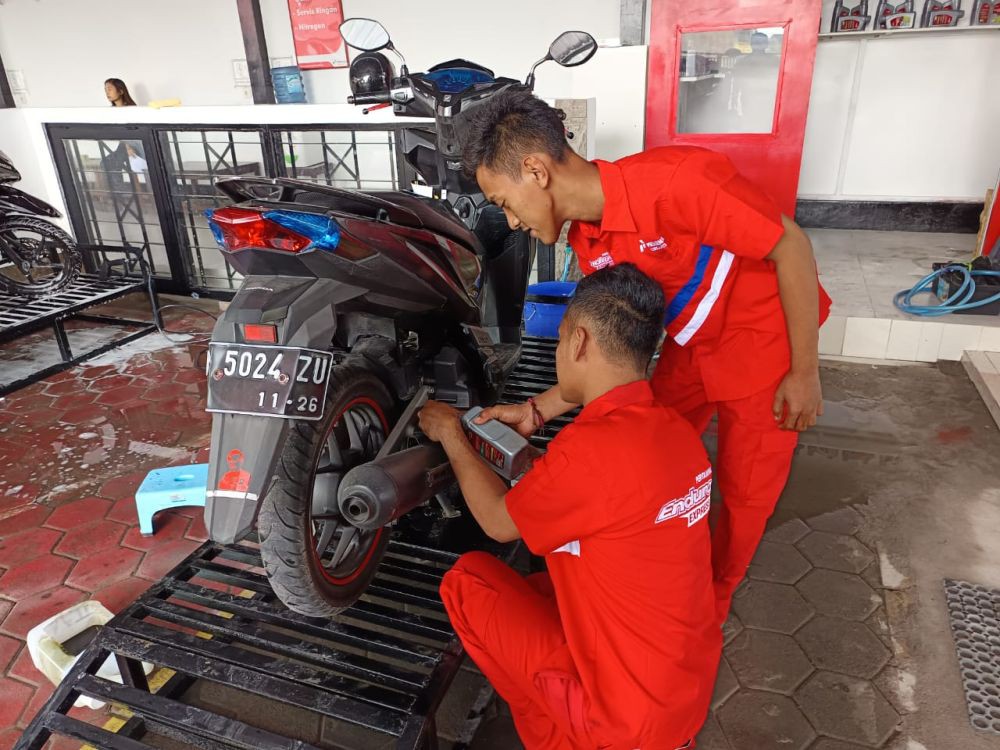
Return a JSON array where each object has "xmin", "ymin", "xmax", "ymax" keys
[{"xmin": 527, "ymin": 397, "xmax": 545, "ymax": 433}]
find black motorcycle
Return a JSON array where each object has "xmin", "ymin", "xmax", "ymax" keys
[
  {"xmin": 203, "ymin": 18, "xmax": 597, "ymax": 617},
  {"xmin": 0, "ymin": 150, "xmax": 81, "ymax": 297}
]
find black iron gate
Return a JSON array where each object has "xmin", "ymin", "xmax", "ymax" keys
[{"xmin": 49, "ymin": 123, "xmax": 414, "ymax": 297}]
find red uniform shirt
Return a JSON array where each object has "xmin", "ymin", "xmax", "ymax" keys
[
  {"xmin": 568, "ymin": 146, "xmax": 832, "ymax": 402},
  {"xmin": 505, "ymin": 380, "xmax": 721, "ymax": 747}
]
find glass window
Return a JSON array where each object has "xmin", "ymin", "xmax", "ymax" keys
[{"xmin": 676, "ymin": 27, "xmax": 784, "ymax": 135}]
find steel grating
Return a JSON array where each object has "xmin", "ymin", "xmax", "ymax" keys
[
  {"xmin": 944, "ymin": 578, "xmax": 1000, "ymax": 736},
  {"xmin": 0, "ymin": 273, "xmax": 143, "ymax": 333}
]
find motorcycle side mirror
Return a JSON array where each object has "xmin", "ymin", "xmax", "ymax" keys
[
  {"xmin": 549, "ymin": 30, "xmax": 598, "ymax": 67},
  {"xmin": 339, "ymin": 18, "xmax": 391, "ymax": 52},
  {"xmin": 525, "ymin": 30, "xmax": 597, "ymax": 90}
]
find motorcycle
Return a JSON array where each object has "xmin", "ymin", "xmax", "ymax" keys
[
  {"xmin": 203, "ymin": 18, "xmax": 597, "ymax": 617},
  {"xmin": 0, "ymin": 150, "xmax": 81, "ymax": 297}
]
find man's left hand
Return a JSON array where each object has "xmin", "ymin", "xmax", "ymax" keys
[
  {"xmin": 418, "ymin": 400, "xmax": 465, "ymax": 444},
  {"xmin": 773, "ymin": 369, "xmax": 823, "ymax": 432}
]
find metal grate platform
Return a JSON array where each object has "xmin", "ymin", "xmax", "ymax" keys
[
  {"xmin": 0, "ymin": 267, "xmax": 159, "ymax": 396},
  {"xmin": 944, "ymin": 578, "xmax": 1000, "ymax": 737},
  {"xmin": 15, "ymin": 523, "xmax": 518, "ymax": 750}
]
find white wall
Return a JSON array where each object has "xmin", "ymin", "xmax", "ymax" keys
[{"xmin": 798, "ymin": 31, "xmax": 1000, "ymax": 201}]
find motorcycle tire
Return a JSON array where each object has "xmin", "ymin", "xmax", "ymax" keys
[
  {"xmin": 0, "ymin": 216, "xmax": 81, "ymax": 298},
  {"xmin": 257, "ymin": 363, "xmax": 397, "ymax": 617}
]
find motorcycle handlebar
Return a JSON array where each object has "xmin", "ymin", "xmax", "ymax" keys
[{"xmin": 347, "ymin": 92, "xmax": 391, "ymax": 105}]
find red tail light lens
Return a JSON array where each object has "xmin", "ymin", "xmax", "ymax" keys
[
  {"xmin": 242, "ymin": 324, "xmax": 278, "ymax": 343},
  {"xmin": 206, "ymin": 207, "xmax": 311, "ymax": 253}
]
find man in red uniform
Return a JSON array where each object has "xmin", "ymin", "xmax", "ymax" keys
[
  {"xmin": 465, "ymin": 89, "xmax": 831, "ymax": 622},
  {"xmin": 419, "ymin": 264, "xmax": 721, "ymax": 750}
]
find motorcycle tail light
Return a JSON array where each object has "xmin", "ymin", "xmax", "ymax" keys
[
  {"xmin": 242, "ymin": 324, "xmax": 278, "ymax": 343},
  {"xmin": 205, "ymin": 207, "xmax": 336, "ymax": 254}
]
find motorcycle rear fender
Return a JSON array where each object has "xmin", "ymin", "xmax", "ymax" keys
[
  {"xmin": 0, "ymin": 185, "xmax": 61, "ymax": 218},
  {"xmin": 205, "ymin": 275, "xmax": 366, "ymax": 545}
]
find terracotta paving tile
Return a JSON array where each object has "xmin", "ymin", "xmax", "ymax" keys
[
  {"xmin": 57, "ymin": 405, "xmax": 110, "ymax": 426},
  {"xmin": 0, "ymin": 527, "xmax": 62, "ymax": 567},
  {"xmin": 93, "ymin": 576, "xmax": 151, "ymax": 614},
  {"xmin": 0, "ymin": 633, "xmax": 19, "ymax": 672},
  {"xmin": 136, "ymin": 538, "xmax": 202, "ymax": 581},
  {"xmin": 66, "ymin": 546, "xmax": 143, "ymax": 593},
  {"xmin": 9, "ymin": 644, "xmax": 43, "ymax": 686},
  {"xmin": 0, "ymin": 676, "xmax": 33, "ymax": 728},
  {"xmin": 19, "ymin": 681, "xmax": 55, "ymax": 728},
  {"xmin": 0, "ymin": 554, "xmax": 73, "ymax": 599},
  {"xmin": 1, "ymin": 586, "xmax": 87, "ymax": 639},
  {"xmin": 96, "ymin": 386, "xmax": 146, "ymax": 407},
  {"xmin": 106, "ymin": 496, "xmax": 139, "ymax": 526},
  {"xmin": 0, "ymin": 728, "xmax": 21, "ymax": 750},
  {"xmin": 0, "ymin": 505, "xmax": 51, "ymax": 538},
  {"xmin": 45, "ymin": 497, "xmax": 112, "ymax": 530},
  {"xmin": 88, "ymin": 374, "xmax": 135, "ymax": 393},
  {"xmin": 185, "ymin": 514, "xmax": 209, "ymax": 543},
  {"xmin": 55, "ymin": 519, "xmax": 127, "ymax": 559},
  {"xmin": 78, "ymin": 364, "xmax": 118, "ymax": 380},
  {"xmin": 97, "ymin": 472, "xmax": 146, "ymax": 502},
  {"xmin": 121, "ymin": 511, "xmax": 190, "ymax": 551}
]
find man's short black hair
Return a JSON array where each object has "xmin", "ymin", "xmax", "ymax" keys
[
  {"xmin": 461, "ymin": 87, "xmax": 570, "ymax": 180},
  {"xmin": 564, "ymin": 263, "xmax": 665, "ymax": 371}
]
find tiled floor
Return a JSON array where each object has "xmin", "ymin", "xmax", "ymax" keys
[
  {"xmin": 810, "ymin": 229, "xmax": 1000, "ymax": 362},
  {"xmin": 0, "ymin": 305, "xmax": 212, "ymax": 747}
]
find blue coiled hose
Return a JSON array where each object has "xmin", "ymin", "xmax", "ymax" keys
[{"xmin": 893, "ymin": 264, "xmax": 1000, "ymax": 316}]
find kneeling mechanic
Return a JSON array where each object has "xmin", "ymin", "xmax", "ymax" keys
[{"xmin": 418, "ymin": 264, "xmax": 722, "ymax": 750}]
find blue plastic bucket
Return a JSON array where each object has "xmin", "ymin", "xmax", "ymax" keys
[
  {"xmin": 523, "ymin": 281, "xmax": 577, "ymax": 338},
  {"xmin": 271, "ymin": 66, "xmax": 306, "ymax": 104}
]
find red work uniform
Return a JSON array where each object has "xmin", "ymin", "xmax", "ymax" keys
[
  {"xmin": 567, "ymin": 146, "xmax": 832, "ymax": 622},
  {"xmin": 440, "ymin": 381, "xmax": 721, "ymax": 750}
]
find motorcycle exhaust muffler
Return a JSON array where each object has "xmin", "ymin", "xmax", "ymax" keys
[{"xmin": 338, "ymin": 444, "xmax": 454, "ymax": 531}]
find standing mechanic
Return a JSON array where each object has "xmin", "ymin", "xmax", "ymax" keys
[
  {"xmin": 464, "ymin": 88, "xmax": 831, "ymax": 622},
  {"xmin": 418, "ymin": 264, "xmax": 721, "ymax": 750}
]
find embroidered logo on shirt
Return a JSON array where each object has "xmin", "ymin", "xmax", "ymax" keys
[
  {"xmin": 589, "ymin": 251, "xmax": 615, "ymax": 270},
  {"xmin": 639, "ymin": 236, "xmax": 668, "ymax": 254},
  {"xmin": 655, "ymin": 469, "xmax": 713, "ymax": 527}
]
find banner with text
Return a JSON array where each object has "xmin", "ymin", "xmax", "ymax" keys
[{"xmin": 287, "ymin": 0, "xmax": 347, "ymax": 70}]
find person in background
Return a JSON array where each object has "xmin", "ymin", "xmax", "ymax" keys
[{"xmin": 104, "ymin": 78, "xmax": 136, "ymax": 107}]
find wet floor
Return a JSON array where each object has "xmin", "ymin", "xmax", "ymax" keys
[{"xmin": 3, "ymin": 303, "xmax": 1000, "ymax": 748}]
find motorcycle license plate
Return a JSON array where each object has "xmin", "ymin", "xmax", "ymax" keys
[{"xmin": 206, "ymin": 344, "xmax": 332, "ymax": 421}]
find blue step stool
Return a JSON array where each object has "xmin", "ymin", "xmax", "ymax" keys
[{"xmin": 135, "ymin": 464, "xmax": 209, "ymax": 536}]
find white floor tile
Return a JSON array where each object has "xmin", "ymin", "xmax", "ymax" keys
[
  {"xmin": 916, "ymin": 322, "xmax": 945, "ymax": 362},
  {"xmin": 885, "ymin": 320, "xmax": 922, "ymax": 361},
  {"xmin": 843, "ymin": 318, "xmax": 891, "ymax": 360},
  {"xmin": 818, "ymin": 316, "xmax": 847, "ymax": 356},
  {"xmin": 938, "ymin": 325, "xmax": 983, "ymax": 361}
]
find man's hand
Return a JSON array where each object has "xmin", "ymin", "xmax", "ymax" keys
[
  {"xmin": 418, "ymin": 400, "xmax": 466, "ymax": 444},
  {"xmin": 474, "ymin": 402, "xmax": 537, "ymax": 438},
  {"xmin": 773, "ymin": 369, "xmax": 823, "ymax": 432}
]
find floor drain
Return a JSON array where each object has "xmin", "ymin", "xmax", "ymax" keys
[{"xmin": 944, "ymin": 579, "xmax": 1000, "ymax": 736}]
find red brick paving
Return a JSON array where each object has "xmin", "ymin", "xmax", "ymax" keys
[
  {"xmin": 0, "ymin": 554, "xmax": 73, "ymax": 599},
  {"xmin": 45, "ymin": 497, "xmax": 112, "ymax": 530},
  {"xmin": 0, "ymin": 322, "xmax": 213, "ymax": 733},
  {"xmin": 0, "ymin": 527, "xmax": 62, "ymax": 567},
  {"xmin": 54, "ymin": 519, "xmax": 127, "ymax": 558},
  {"xmin": 0, "ymin": 676, "xmax": 34, "ymax": 727}
]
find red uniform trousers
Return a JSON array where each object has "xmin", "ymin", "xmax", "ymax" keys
[
  {"xmin": 650, "ymin": 346, "xmax": 799, "ymax": 623},
  {"xmin": 440, "ymin": 552, "xmax": 693, "ymax": 750}
]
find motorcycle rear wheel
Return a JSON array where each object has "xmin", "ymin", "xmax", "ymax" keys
[
  {"xmin": 258, "ymin": 363, "xmax": 396, "ymax": 617},
  {"xmin": 0, "ymin": 216, "xmax": 81, "ymax": 297}
]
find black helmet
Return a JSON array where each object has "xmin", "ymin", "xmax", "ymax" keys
[{"xmin": 349, "ymin": 52, "xmax": 394, "ymax": 97}]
